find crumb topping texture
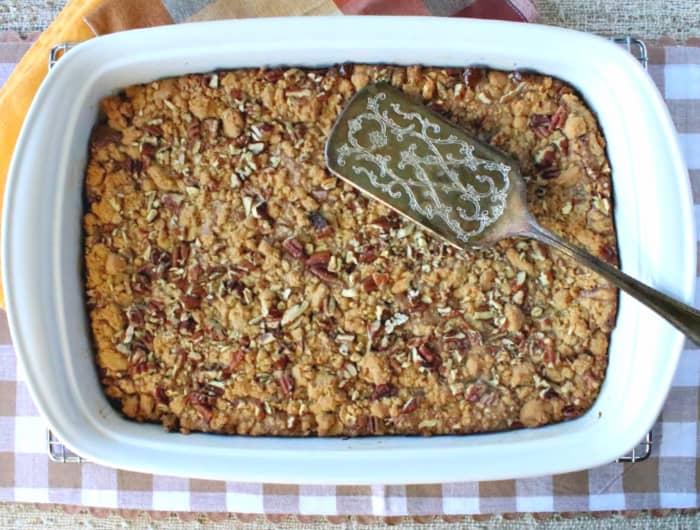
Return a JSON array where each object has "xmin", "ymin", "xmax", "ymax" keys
[{"xmin": 84, "ymin": 65, "xmax": 617, "ymax": 436}]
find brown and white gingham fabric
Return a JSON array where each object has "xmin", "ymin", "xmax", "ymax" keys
[{"xmin": 1, "ymin": 31, "xmax": 700, "ymax": 515}]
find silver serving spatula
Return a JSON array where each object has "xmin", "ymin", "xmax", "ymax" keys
[{"xmin": 326, "ymin": 82, "xmax": 700, "ymax": 346}]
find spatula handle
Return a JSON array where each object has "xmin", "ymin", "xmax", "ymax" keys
[{"xmin": 527, "ymin": 222, "xmax": 700, "ymax": 347}]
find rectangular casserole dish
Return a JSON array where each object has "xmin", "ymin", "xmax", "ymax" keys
[{"xmin": 2, "ymin": 16, "xmax": 694, "ymax": 484}]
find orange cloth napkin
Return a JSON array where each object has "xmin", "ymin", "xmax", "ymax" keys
[{"xmin": 0, "ymin": 0, "xmax": 536, "ymax": 308}]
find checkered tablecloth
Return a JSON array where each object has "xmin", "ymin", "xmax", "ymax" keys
[{"xmin": 0, "ymin": 37, "xmax": 699, "ymax": 515}]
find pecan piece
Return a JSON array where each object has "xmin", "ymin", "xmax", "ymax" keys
[
  {"xmin": 187, "ymin": 122, "xmax": 201, "ymax": 142},
  {"xmin": 120, "ymin": 158, "xmax": 143, "ymax": 174},
  {"xmin": 178, "ymin": 317, "xmax": 197, "ymax": 334},
  {"xmin": 127, "ymin": 307, "xmax": 145, "ymax": 326},
  {"xmin": 140, "ymin": 143, "xmax": 156, "ymax": 160},
  {"xmin": 466, "ymin": 384, "xmax": 484, "ymax": 403},
  {"xmin": 264, "ymin": 68, "xmax": 284, "ymax": 82},
  {"xmin": 599, "ymin": 243, "xmax": 618, "ymax": 265},
  {"xmin": 528, "ymin": 114, "xmax": 551, "ymax": 138},
  {"xmin": 358, "ymin": 246, "xmax": 378, "ymax": 264},
  {"xmin": 360, "ymin": 276, "xmax": 377, "ymax": 293},
  {"xmin": 529, "ymin": 114, "xmax": 551, "ymax": 128},
  {"xmin": 181, "ymin": 294, "xmax": 202, "ymax": 310},
  {"xmin": 272, "ymin": 355, "xmax": 289, "ymax": 370},
  {"xmin": 534, "ymin": 147, "xmax": 556, "ymax": 168},
  {"xmin": 417, "ymin": 343, "xmax": 439, "ymax": 366},
  {"xmin": 308, "ymin": 265, "xmax": 338, "ymax": 283},
  {"xmin": 463, "ymin": 67, "xmax": 485, "ymax": 89},
  {"xmin": 172, "ymin": 242, "xmax": 190, "ymax": 268},
  {"xmin": 562, "ymin": 405, "xmax": 578, "ymax": 418},
  {"xmin": 278, "ymin": 373, "xmax": 295, "ymax": 397},
  {"xmin": 193, "ymin": 403, "xmax": 213, "ymax": 423},
  {"xmin": 549, "ymin": 104, "xmax": 569, "ymax": 131},
  {"xmin": 225, "ymin": 349, "xmax": 247, "ymax": 375},
  {"xmin": 162, "ymin": 194, "xmax": 183, "ymax": 213},
  {"xmin": 131, "ymin": 269, "xmax": 152, "ymax": 295},
  {"xmin": 540, "ymin": 166, "xmax": 560, "ymax": 179},
  {"xmin": 282, "ymin": 237, "xmax": 306, "ymax": 260},
  {"xmin": 306, "ymin": 250, "xmax": 331, "ymax": 267},
  {"xmin": 401, "ymin": 397, "xmax": 418, "ymax": 414},
  {"xmin": 372, "ymin": 272, "xmax": 389, "ymax": 287},
  {"xmin": 150, "ymin": 247, "xmax": 171, "ymax": 268},
  {"xmin": 372, "ymin": 383, "xmax": 395, "ymax": 400},
  {"xmin": 369, "ymin": 215, "xmax": 399, "ymax": 231},
  {"xmin": 154, "ymin": 386, "xmax": 170, "ymax": 405},
  {"xmin": 367, "ymin": 416, "xmax": 381, "ymax": 434}
]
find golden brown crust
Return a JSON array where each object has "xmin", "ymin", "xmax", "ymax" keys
[{"xmin": 83, "ymin": 64, "xmax": 617, "ymax": 436}]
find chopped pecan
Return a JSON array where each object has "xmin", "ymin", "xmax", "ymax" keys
[
  {"xmin": 529, "ymin": 114, "xmax": 551, "ymax": 128},
  {"xmin": 562, "ymin": 405, "xmax": 578, "ymax": 418},
  {"xmin": 401, "ymin": 397, "xmax": 418, "ymax": 414},
  {"xmin": 372, "ymin": 383, "xmax": 395, "ymax": 400},
  {"xmin": 534, "ymin": 147, "xmax": 556, "ymax": 168},
  {"xmin": 226, "ymin": 350, "xmax": 247, "ymax": 375},
  {"xmin": 528, "ymin": 114, "xmax": 551, "ymax": 138},
  {"xmin": 150, "ymin": 247, "xmax": 171, "ymax": 268},
  {"xmin": 549, "ymin": 104, "xmax": 569, "ymax": 131},
  {"xmin": 282, "ymin": 237, "xmax": 306, "ymax": 260},
  {"xmin": 193, "ymin": 403, "xmax": 213, "ymax": 423},
  {"xmin": 306, "ymin": 250, "xmax": 331, "ymax": 267},
  {"xmin": 272, "ymin": 355, "xmax": 289, "ymax": 370},
  {"xmin": 466, "ymin": 384, "xmax": 484, "ymax": 403},
  {"xmin": 417, "ymin": 343, "xmax": 439, "ymax": 366},
  {"xmin": 599, "ymin": 243, "xmax": 617, "ymax": 264},
  {"xmin": 187, "ymin": 122, "xmax": 200, "ymax": 142},
  {"xmin": 540, "ymin": 166, "xmax": 560, "ymax": 179},
  {"xmin": 181, "ymin": 294, "xmax": 202, "ymax": 310},
  {"xmin": 463, "ymin": 67, "xmax": 485, "ymax": 89},
  {"xmin": 172, "ymin": 243, "xmax": 190, "ymax": 268},
  {"xmin": 278, "ymin": 373, "xmax": 295, "ymax": 397},
  {"xmin": 131, "ymin": 270, "xmax": 152, "ymax": 294},
  {"xmin": 127, "ymin": 307, "xmax": 145, "ymax": 326},
  {"xmin": 178, "ymin": 317, "xmax": 197, "ymax": 334},
  {"xmin": 372, "ymin": 273, "xmax": 389, "ymax": 287},
  {"xmin": 360, "ymin": 276, "xmax": 377, "ymax": 293},
  {"xmin": 140, "ymin": 143, "xmax": 156, "ymax": 160},
  {"xmin": 308, "ymin": 265, "xmax": 338, "ymax": 283},
  {"xmin": 154, "ymin": 386, "xmax": 170, "ymax": 405},
  {"xmin": 264, "ymin": 68, "xmax": 284, "ymax": 82},
  {"xmin": 369, "ymin": 215, "xmax": 399, "ymax": 232},
  {"xmin": 358, "ymin": 246, "xmax": 378, "ymax": 264},
  {"xmin": 266, "ymin": 307, "xmax": 283, "ymax": 326}
]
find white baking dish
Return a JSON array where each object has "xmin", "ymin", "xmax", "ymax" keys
[{"xmin": 3, "ymin": 17, "xmax": 694, "ymax": 484}]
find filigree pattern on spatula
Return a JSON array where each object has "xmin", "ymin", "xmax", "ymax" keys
[{"xmin": 336, "ymin": 92, "xmax": 511, "ymax": 242}]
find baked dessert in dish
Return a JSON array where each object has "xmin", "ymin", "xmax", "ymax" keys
[{"xmin": 83, "ymin": 64, "xmax": 617, "ymax": 436}]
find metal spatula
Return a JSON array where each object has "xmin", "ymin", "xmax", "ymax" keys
[{"xmin": 325, "ymin": 82, "xmax": 700, "ymax": 346}]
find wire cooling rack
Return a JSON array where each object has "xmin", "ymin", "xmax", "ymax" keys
[{"xmin": 46, "ymin": 37, "xmax": 653, "ymax": 465}]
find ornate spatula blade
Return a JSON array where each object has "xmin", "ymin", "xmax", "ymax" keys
[
  {"xmin": 325, "ymin": 82, "xmax": 526, "ymax": 248},
  {"xmin": 326, "ymin": 83, "xmax": 700, "ymax": 349}
]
